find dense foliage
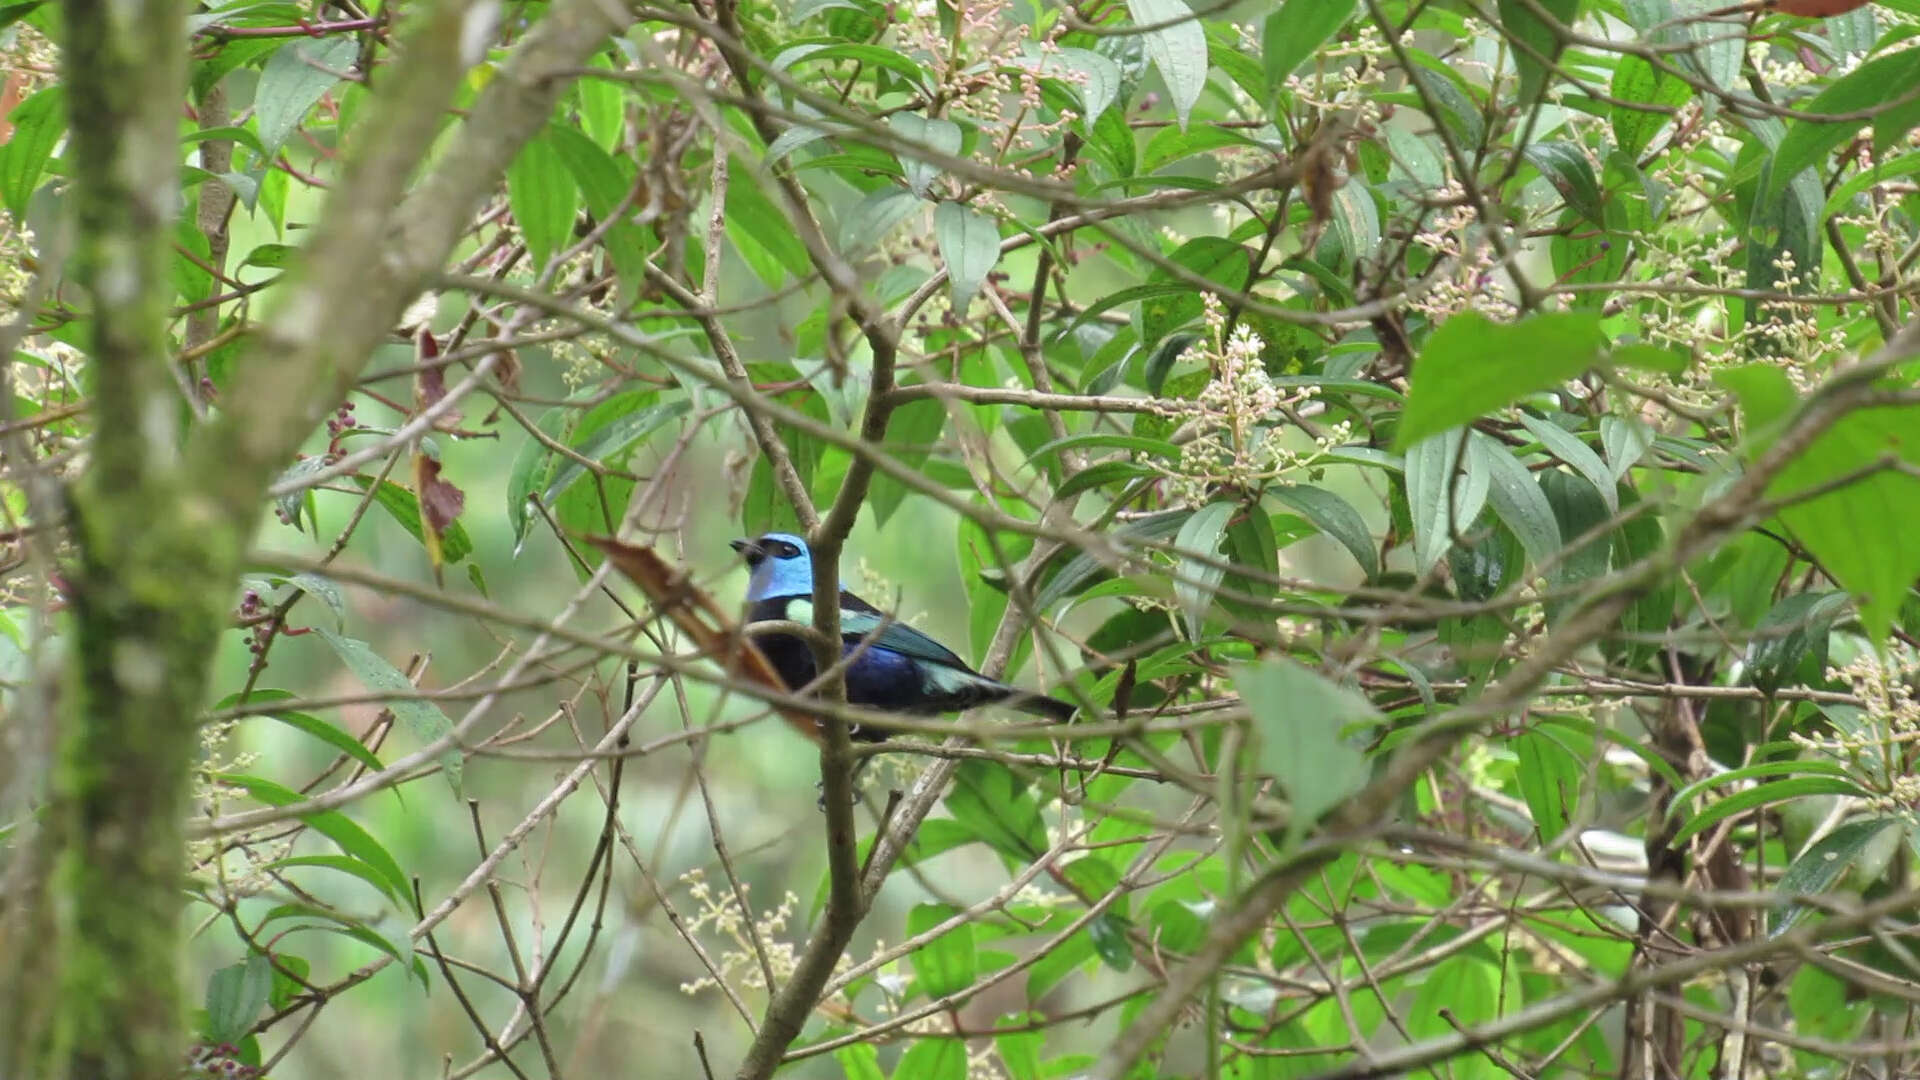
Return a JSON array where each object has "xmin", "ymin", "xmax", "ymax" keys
[{"xmin": 9, "ymin": 0, "xmax": 1920, "ymax": 1077}]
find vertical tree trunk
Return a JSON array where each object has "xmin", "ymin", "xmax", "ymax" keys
[{"xmin": 2, "ymin": 3, "xmax": 235, "ymax": 1078}]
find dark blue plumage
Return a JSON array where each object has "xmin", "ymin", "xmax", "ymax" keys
[{"xmin": 731, "ymin": 533, "xmax": 1075, "ymax": 737}]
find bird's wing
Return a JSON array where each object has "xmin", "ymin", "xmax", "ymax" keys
[{"xmin": 779, "ymin": 594, "xmax": 974, "ymax": 670}]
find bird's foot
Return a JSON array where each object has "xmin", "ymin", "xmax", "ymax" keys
[{"xmin": 814, "ymin": 777, "xmax": 863, "ymax": 812}]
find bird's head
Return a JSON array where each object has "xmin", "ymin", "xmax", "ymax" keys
[{"xmin": 731, "ymin": 532, "xmax": 813, "ymax": 599}]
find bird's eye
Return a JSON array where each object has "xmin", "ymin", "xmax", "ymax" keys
[{"xmin": 775, "ymin": 541, "xmax": 800, "ymax": 557}]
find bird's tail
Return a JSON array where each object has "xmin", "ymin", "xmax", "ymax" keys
[{"xmin": 1010, "ymin": 691, "xmax": 1076, "ymax": 723}]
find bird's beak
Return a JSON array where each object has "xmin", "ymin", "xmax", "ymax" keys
[{"xmin": 730, "ymin": 537, "xmax": 763, "ymax": 564}]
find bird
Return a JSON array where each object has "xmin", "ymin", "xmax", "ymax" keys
[{"xmin": 730, "ymin": 532, "xmax": 1076, "ymax": 737}]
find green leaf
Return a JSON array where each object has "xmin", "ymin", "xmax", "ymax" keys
[
  {"xmin": 577, "ymin": 54, "xmax": 625, "ymax": 150},
  {"xmin": 1670, "ymin": 777, "xmax": 1868, "ymax": 847},
  {"xmin": 1719, "ymin": 364, "xmax": 1920, "ymax": 640},
  {"xmin": 1523, "ymin": 140, "xmax": 1603, "ymax": 226},
  {"xmin": 507, "ymin": 134, "xmax": 579, "ymax": 270},
  {"xmin": 1056, "ymin": 459, "xmax": 1154, "ymax": 500},
  {"xmin": 935, "ymin": 200, "xmax": 1000, "ymax": 311},
  {"xmin": 1514, "ymin": 727, "xmax": 1580, "ymax": 843},
  {"xmin": 214, "ymin": 774, "xmax": 411, "ymax": 903},
  {"xmin": 544, "ymin": 125, "xmax": 649, "ymax": 302},
  {"xmin": 996, "ymin": 1029, "xmax": 1044, "ymax": 1080},
  {"xmin": 869, "ymin": 395, "xmax": 948, "ymax": 526},
  {"xmin": 1404, "ymin": 430, "xmax": 1488, "ymax": 573},
  {"xmin": 1473, "ymin": 430, "xmax": 1563, "ymax": 572},
  {"xmin": 908, "ymin": 903, "xmax": 977, "ymax": 998},
  {"xmin": 1601, "ymin": 415, "xmax": 1653, "ymax": 478},
  {"xmin": 1517, "ymin": 413, "xmax": 1616, "ymax": 512},
  {"xmin": 267, "ymin": 953, "xmax": 310, "ymax": 1011},
  {"xmin": 0, "ymin": 85, "xmax": 63, "ymax": 219},
  {"xmin": 1269, "ymin": 484, "xmax": 1378, "ymax": 578},
  {"xmin": 1745, "ymin": 590, "xmax": 1848, "ymax": 695},
  {"xmin": 1677, "ymin": 0, "xmax": 1739, "ymax": 93},
  {"xmin": 1607, "ymin": 342, "xmax": 1688, "ymax": 375},
  {"xmin": 1173, "ymin": 501, "xmax": 1237, "ymax": 640},
  {"xmin": 0, "ymin": 1, "xmax": 47, "ymax": 31},
  {"xmin": 1012, "ymin": 44, "xmax": 1122, "ymax": 123},
  {"xmin": 265, "ymin": 854, "xmax": 407, "ymax": 907},
  {"xmin": 1235, "ymin": 660, "xmax": 1373, "ymax": 843},
  {"xmin": 725, "ymin": 161, "xmax": 813, "ymax": 286},
  {"xmin": 1141, "ymin": 125, "xmax": 1265, "ymax": 174},
  {"xmin": 889, "ymin": 112, "xmax": 962, "ymax": 198},
  {"xmin": 1498, "ymin": 0, "xmax": 1579, "ymax": 107},
  {"xmin": 349, "ymin": 476, "xmax": 474, "ymax": 564},
  {"xmin": 839, "ymin": 186, "xmax": 922, "ymax": 252},
  {"xmin": 1086, "ymin": 103, "xmax": 1137, "ymax": 177},
  {"xmin": 506, "ymin": 406, "xmax": 569, "ymax": 551},
  {"xmin": 1127, "ymin": 0, "xmax": 1209, "ymax": 128},
  {"xmin": 1767, "ymin": 48, "xmax": 1920, "ymax": 207},
  {"xmin": 1395, "ymin": 311, "xmax": 1606, "ymax": 449},
  {"xmin": 1262, "ymin": 0, "xmax": 1354, "ymax": 91},
  {"xmin": 1538, "ymin": 469, "xmax": 1611, "ymax": 609},
  {"xmin": 890, "ymin": 1039, "xmax": 966, "ymax": 1080},
  {"xmin": 1670, "ymin": 758, "xmax": 1853, "ymax": 813},
  {"xmin": 1610, "ymin": 54, "xmax": 1690, "ymax": 159},
  {"xmin": 1774, "ymin": 818, "xmax": 1898, "ymax": 935},
  {"xmin": 287, "ymin": 571, "xmax": 345, "ymax": 629},
  {"xmin": 773, "ymin": 42, "xmax": 933, "ymax": 96},
  {"xmin": 1087, "ymin": 912, "xmax": 1135, "ymax": 972},
  {"xmin": 1408, "ymin": 59, "xmax": 1484, "ymax": 146},
  {"xmin": 241, "ymin": 242, "xmax": 299, "ymax": 269},
  {"xmin": 316, "ymin": 629, "xmax": 462, "ymax": 795},
  {"xmin": 1408, "ymin": 955, "xmax": 1499, "ymax": 1042},
  {"xmin": 542, "ymin": 399, "xmax": 690, "ymax": 509},
  {"xmin": 1320, "ymin": 184, "xmax": 1380, "ymax": 272},
  {"xmin": 216, "ymin": 689, "xmax": 383, "ymax": 776},
  {"xmin": 835, "ymin": 1043, "xmax": 886, "ymax": 1080},
  {"xmin": 205, "ymin": 952, "xmax": 273, "ymax": 1045},
  {"xmin": 1035, "ymin": 509, "xmax": 1188, "ymax": 612},
  {"xmin": 1748, "ymin": 130, "xmax": 1826, "ymax": 315},
  {"xmin": 173, "ymin": 218, "xmax": 215, "ymax": 304},
  {"xmin": 943, "ymin": 761, "xmax": 1045, "ymax": 861},
  {"xmin": 254, "ymin": 36, "xmax": 356, "ymax": 159}
]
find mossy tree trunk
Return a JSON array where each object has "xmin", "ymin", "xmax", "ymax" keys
[
  {"xmin": 0, "ymin": 3, "xmax": 629, "ymax": 1076},
  {"xmin": 8, "ymin": 2, "xmax": 235, "ymax": 1077}
]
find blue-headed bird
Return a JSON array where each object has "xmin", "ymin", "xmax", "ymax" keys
[{"xmin": 731, "ymin": 532, "xmax": 1076, "ymax": 736}]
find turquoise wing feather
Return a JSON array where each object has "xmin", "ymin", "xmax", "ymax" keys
[{"xmin": 784, "ymin": 598, "xmax": 972, "ymax": 670}]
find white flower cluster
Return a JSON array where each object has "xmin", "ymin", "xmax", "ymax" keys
[
  {"xmin": 677, "ymin": 867, "xmax": 803, "ymax": 994},
  {"xmin": 1795, "ymin": 644, "xmax": 1920, "ymax": 812},
  {"xmin": 1162, "ymin": 296, "xmax": 1348, "ymax": 506}
]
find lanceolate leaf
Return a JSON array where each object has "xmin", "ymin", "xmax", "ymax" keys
[
  {"xmin": 254, "ymin": 35, "xmax": 356, "ymax": 159},
  {"xmin": 1127, "ymin": 0, "xmax": 1209, "ymax": 128},
  {"xmin": 316, "ymin": 630, "xmax": 462, "ymax": 795},
  {"xmin": 1522, "ymin": 140, "xmax": 1603, "ymax": 226},
  {"xmin": 1518, "ymin": 413, "xmax": 1617, "ymax": 512},
  {"xmin": 1405, "ymin": 430, "xmax": 1489, "ymax": 573},
  {"xmin": 889, "ymin": 112, "xmax": 962, "ymax": 198},
  {"xmin": 1473, "ymin": 430, "xmax": 1563, "ymax": 572},
  {"xmin": 935, "ymin": 200, "xmax": 1001, "ymax": 311},
  {"xmin": 1767, "ymin": 48, "xmax": 1920, "ymax": 208},
  {"xmin": 0, "ymin": 84, "xmax": 63, "ymax": 218},
  {"xmin": 1773, "ymin": 818, "xmax": 1898, "ymax": 935},
  {"xmin": 1499, "ymin": 0, "xmax": 1580, "ymax": 108},
  {"xmin": 1262, "ymin": 0, "xmax": 1354, "ymax": 93},
  {"xmin": 506, "ymin": 133, "xmax": 579, "ymax": 269},
  {"xmin": 1173, "ymin": 500, "xmax": 1237, "ymax": 640},
  {"xmin": 1270, "ymin": 484, "xmax": 1378, "ymax": 578}
]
